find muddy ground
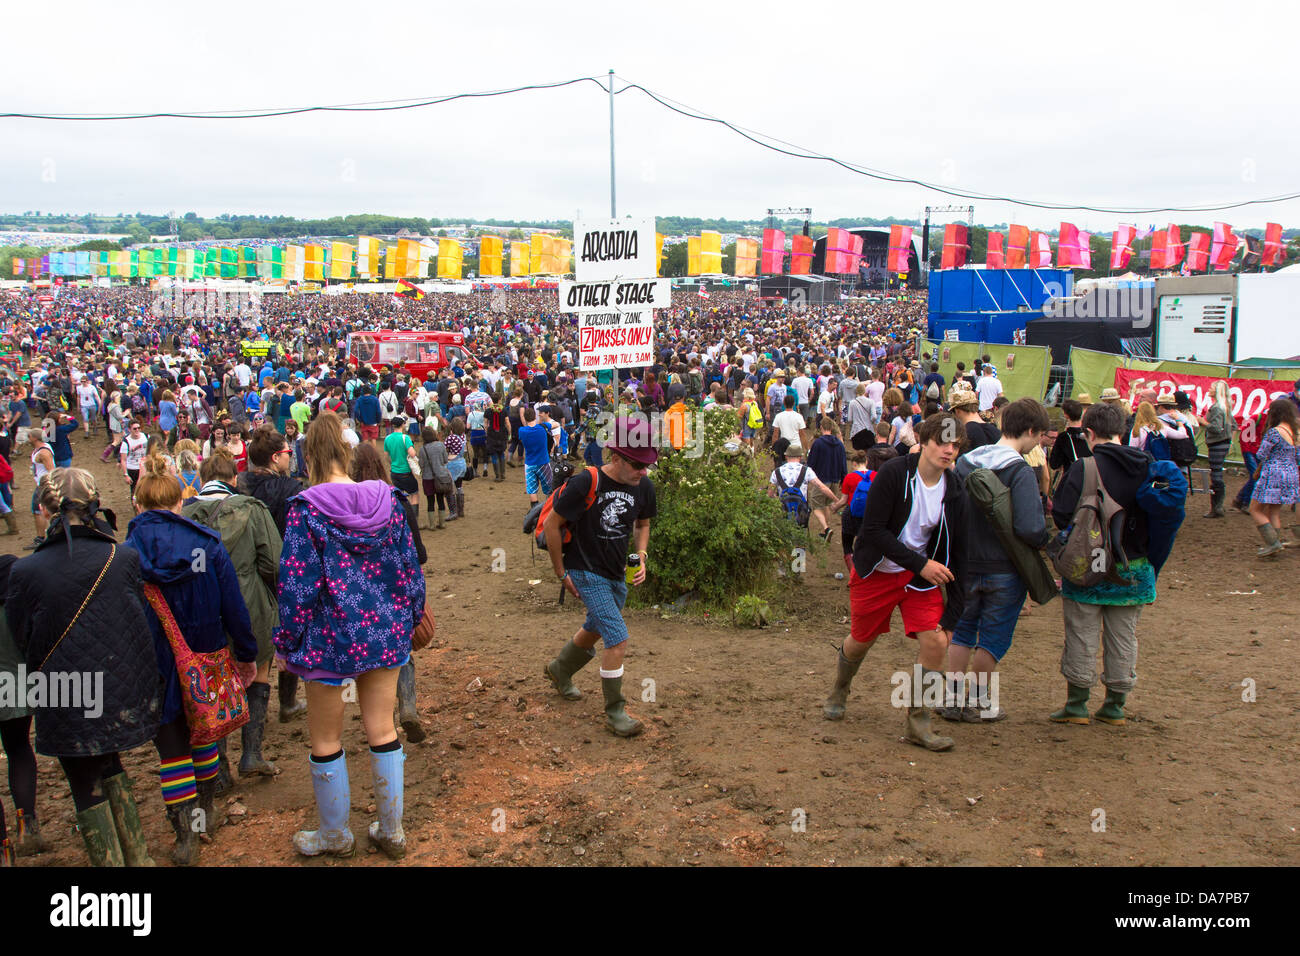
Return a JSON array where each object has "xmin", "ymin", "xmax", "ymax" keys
[{"xmin": 5, "ymin": 431, "xmax": 1298, "ymax": 866}]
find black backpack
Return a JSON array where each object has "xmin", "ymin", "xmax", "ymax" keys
[
  {"xmin": 774, "ymin": 464, "xmax": 811, "ymax": 528},
  {"xmin": 1167, "ymin": 422, "xmax": 1198, "ymax": 466}
]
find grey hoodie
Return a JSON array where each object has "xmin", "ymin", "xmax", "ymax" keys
[{"xmin": 954, "ymin": 442, "xmax": 1049, "ymax": 575}]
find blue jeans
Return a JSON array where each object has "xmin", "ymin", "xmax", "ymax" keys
[
  {"xmin": 583, "ymin": 437, "xmax": 603, "ymax": 466},
  {"xmin": 951, "ymin": 572, "xmax": 1028, "ymax": 662},
  {"xmin": 1237, "ymin": 452, "xmax": 1259, "ymax": 505}
]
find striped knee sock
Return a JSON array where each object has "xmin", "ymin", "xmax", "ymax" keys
[
  {"xmin": 191, "ymin": 744, "xmax": 219, "ymax": 783},
  {"xmin": 160, "ymin": 757, "xmax": 197, "ymax": 805}
]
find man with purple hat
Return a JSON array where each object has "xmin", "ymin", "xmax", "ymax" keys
[{"xmin": 542, "ymin": 416, "xmax": 658, "ymax": 738}]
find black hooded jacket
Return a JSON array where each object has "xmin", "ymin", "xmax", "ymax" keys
[
  {"xmin": 239, "ymin": 470, "xmax": 303, "ymax": 538},
  {"xmin": 852, "ymin": 453, "xmax": 966, "ymax": 631},
  {"xmin": 1052, "ymin": 441, "xmax": 1153, "ymax": 560}
]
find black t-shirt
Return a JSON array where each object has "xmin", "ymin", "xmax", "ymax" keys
[
  {"xmin": 555, "ymin": 468, "xmax": 657, "ymax": 580},
  {"xmin": 966, "ymin": 420, "xmax": 1001, "ymax": 449}
]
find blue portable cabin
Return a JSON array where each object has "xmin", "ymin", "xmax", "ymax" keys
[{"xmin": 927, "ymin": 267, "xmax": 1073, "ymax": 344}]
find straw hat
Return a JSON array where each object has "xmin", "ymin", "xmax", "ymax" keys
[
  {"xmin": 1156, "ymin": 390, "xmax": 1177, "ymax": 406},
  {"xmin": 1075, "ymin": 392, "xmax": 1094, "ymax": 405},
  {"xmin": 1099, "ymin": 387, "xmax": 1122, "ymax": 402}
]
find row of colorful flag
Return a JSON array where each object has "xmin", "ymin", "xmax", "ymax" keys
[
  {"xmin": 941, "ymin": 221, "xmax": 1287, "ymax": 272},
  {"xmin": 12, "ymin": 234, "xmax": 578, "ymax": 281}
]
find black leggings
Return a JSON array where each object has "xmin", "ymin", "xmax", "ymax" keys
[
  {"xmin": 58, "ymin": 752, "xmax": 126, "ymax": 812},
  {"xmin": 0, "ymin": 715, "xmax": 37, "ymax": 835},
  {"xmin": 154, "ymin": 715, "xmax": 192, "ymax": 764}
]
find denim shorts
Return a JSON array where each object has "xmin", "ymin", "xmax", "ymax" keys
[
  {"xmin": 307, "ymin": 654, "xmax": 411, "ymax": 686},
  {"xmin": 525, "ymin": 463, "xmax": 552, "ymax": 496},
  {"xmin": 950, "ymin": 572, "xmax": 1028, "ymax": 661},
  {"xmin": 568, "ymin": 568, "xmax": 630, "ymax": 647}
]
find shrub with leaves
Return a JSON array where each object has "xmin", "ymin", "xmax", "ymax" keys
[
  {"xmin": 731, "ymin": 594, "xmax": 772, "ymax": 628},
  {"xmin": 631, "ymin": 408, "xmax": 799, "ymax": 608}
]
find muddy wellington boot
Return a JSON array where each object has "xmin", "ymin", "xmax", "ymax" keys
[
  {"xmin": 14, "ymin": 807, "xmax": 47, "ymax": 856},
  {"xmin": 2, "ymin": 513, "xmax": 18, "ymax": 536},
  {"xmin": 213, "ymin": 739, "xmax": 235, "ymax": 795},
  {"xmin": 396, "ymin": 662, "xmax": 425, "ymax": 744},
  {"xmin": 165, "ymin": 797, "xmax": 201, "ymax": 866},
  {"xmin": 102, "ymin": 774, "xmax": 154, "ymax": 867},
  {"xmin": 1204, "ymin": 489, "xmax": 1226, "ymax": 518},
  {"xmin": 455, "ymin": 490, "xmax": 465, "ymax": 521},
  {"xmin": 545, "ymin": 640, "xmax": 594, "ymax": 700},
  {"xmin": 367, "ymin": 745, "xmax": 406, "ymax": 860},
  {"xmin": 1256, "ymin": 523, "xmax": 1285, "ymax": 557},
  {"xmin": 823, "ymin": 646, "xmax": 867, "ymax": 720},
  {"xmin": 1049, "ymin": 683, "xmax": 1092, "ymax": 724},
  {"xmin": 76, "ymin": 801, "xmax": 125, "ymax": 867},
  {"xmin": 601, "ymin": 672, "xmax": 644, "ymax": 738},
  {"xmin": 294, "ymin": 753, "xmax": 355, "ymax": 858},
  {"xmin": 905, "ymin": 706, "xmax": 955, "ymax": 752},
  {"xmin": 279, "ymin": 671, "xmax": 307, "ymax": 723},
  {"xmin": 1094, "ymin": 688, "xmax": 1128, "ymax": 725},
  {"xmin": 238, "ymin": 682, "xmax": 277, "ymax": 776}
]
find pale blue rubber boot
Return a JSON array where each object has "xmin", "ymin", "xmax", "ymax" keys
[
  {"xmin": 368, "ymin": 747, "xmax": 406, "ymax": 860},
  {"xmin": 293, "ymin": 754, "xmax": 355, "ymax": 858}
]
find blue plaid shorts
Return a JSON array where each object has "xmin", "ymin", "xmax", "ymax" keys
[{"xmin": 567, "ymin": 568, "xmax": 630, "ymax": 647}]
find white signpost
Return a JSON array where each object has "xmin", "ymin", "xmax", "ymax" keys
[
  {"xmin": 567, "ymin": 216, "xmax": 660, "ymax": 373},
  {"xmin": 576, "ymin": 311, "xmax": 654, "ymax": 371},
  {"xmin": 573, "ymin": 217, "xmax": 657, "ymax": 283},
  {"xmin": 559, "ymin": 277, "xmax": 670, "ymax": 313}
]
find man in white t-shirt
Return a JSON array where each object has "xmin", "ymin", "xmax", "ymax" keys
[
  {"xmin": 976, "ymin": 366, "xmax": 1003, "ymax": 412},
  {"xmin": 823, "ymin": 412, "xmax": 967, "ymax": 753},
  {"xmin": 868, "ymin": 374, "xmax": 889, "ymax": 416},
  {"xmin": 768, "ymin": 442, "xmax": 836, "ymax": 512},
  {"xmin": 790, "ymin": 369, "xmax": 815, "ymax": 427},
  {"xmin": 234, "ymin": 360, "xmax": 253, "ymax": 389},
  {"xmin": 75, "ymin": 379, "xmax": 101, "ymax": 438},
  {"xmin": 771, "ymin": 394, "xmax": 807, "ymax": 448}
]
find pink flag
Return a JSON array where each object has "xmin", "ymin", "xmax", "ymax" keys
[
  {"xmin": 1029, "ymin": 231, "xmax": 1052, "ymax": 268},
  {"xmin": 1211, "ymin": 222, "xmax": 1238, "ymax": 270},
  {"xmin": 1185, "ymin": 232, "xmax": 1210, "ymax": 272},
  {"xmin": 761, "ymin": 228, "xmax": 785, "ymax": 274},
  {"xmin": 1263, "ymin": 222, "xmax": 1285, "ymax": 266},
  {"xmin": 1057, "ymin": 222, "xmax": 1087, "ymax": 268},
  {"xmin": 1150, "ymin": 224, "xmax": 1184, "ymax": 270},
  {"xmin": 986, "ymin": 231, "xmax": 1005, "ymax": 269},
  {"xmin": 887, "ymin": 225, "xmax": 912, "ymax": 274},
  {"xmin": 1111, "ymin": 224, "xmax": 1136, "ymax": 270}
]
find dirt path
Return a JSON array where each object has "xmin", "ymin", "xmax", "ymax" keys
[{"xmin": 7, "ymin": 433, "xmax": 1298, "ymax": 866}]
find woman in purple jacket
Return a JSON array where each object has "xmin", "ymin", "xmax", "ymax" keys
[{"xmin": 274, "ymin": 414, "xmax": 425, "ymax": 860}]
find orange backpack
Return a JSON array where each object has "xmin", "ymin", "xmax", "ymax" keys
[{"xmin": 525, "ymin": 465, "xmax": 600, "ymax": 549}]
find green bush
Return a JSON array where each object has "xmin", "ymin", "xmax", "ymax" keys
[
  {"xmin": 731, "ymin": 595, "xmax": 772, "ymax": 628},
  {"xmin": 631, "ymin": 408, "xmax": 800, "ymax": 608}
]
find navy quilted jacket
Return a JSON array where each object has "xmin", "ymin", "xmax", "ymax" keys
[
  {"xmin": 6, "ymin": 520, "xmax": 162, "ymax": 757},
  {"xmin": 126, "ymin": 509, "xmax": 258, "ymax": 725}
]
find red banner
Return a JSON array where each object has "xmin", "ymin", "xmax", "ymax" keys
[
  {"xmin": 986, "ymin": 231, "xmax": 1005, "ymax": 269},
  {"xmin": 1113, "ymin": 367, "xmax": 1298, "ymax": 432},
  {"xmin": 887, "ymin": 225, "xmax": 912, "ymax": 274},
  {"xmin": 941, "ymin": 223, "xmax": 969, "ymax": 269},
  {"xmin": 1007, "ymin": 224, "xmax": 1028, "ymax": 269}
]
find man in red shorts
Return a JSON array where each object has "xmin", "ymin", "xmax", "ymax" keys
[{"xmin": 822, "ymin": 413, "xmax": 967, "ymax": 751}]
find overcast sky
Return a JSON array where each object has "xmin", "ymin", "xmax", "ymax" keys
[{"xmin": 3, "ymin": 1, "xmax": 1297, "ymax": 233}]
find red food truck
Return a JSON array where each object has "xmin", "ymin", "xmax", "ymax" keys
[{"xmin": 345, "ymin": 330, "xmax": 476, "ymax": 380}]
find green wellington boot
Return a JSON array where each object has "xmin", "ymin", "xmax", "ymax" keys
[
  {"xmin": 76, "ymin": 801, "xmax": 126, "ymax": 867},
  {"xmin": 102, "ymin": 773, "xmax": 155, "ymax": 867},
  {"xmin": 602, "ymin": 675, "xmax": 644, "ymax": 738},
  {"xmin": 904, "ymin": 706, "xmax": 955, "ymax": 751},
  {"xmin": 1094, "ymin": 689, "xmax": 1128, "ymax": 725},
  {"xmin": 823, "ymin": 647, "xmax": 866, "ymax": 721},
  {"xmin": 1049, "ymin": 683, "xmax": 1092, "ymax": 724},
  {"xmin": 545, "ymin": 640, "xmax": 594, "ymax": 701}
]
